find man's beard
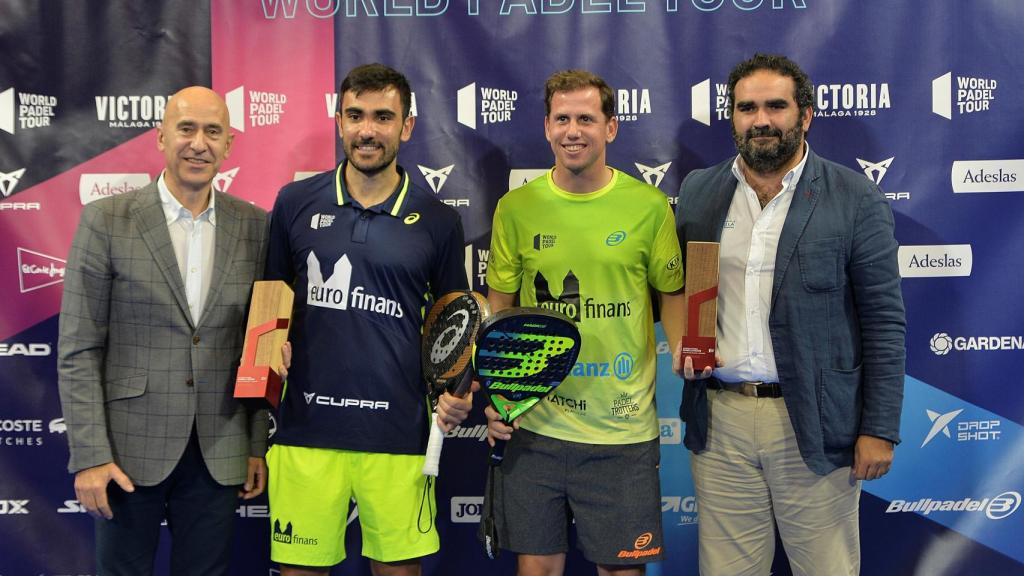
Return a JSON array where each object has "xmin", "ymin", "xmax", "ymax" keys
[
  {"xmin": 733, "ymin": 122, "xmax": 804, "ymax": 174},
  {"xmin": 347, "ymin": 139, "xmax": 398, "ymax": 176}
]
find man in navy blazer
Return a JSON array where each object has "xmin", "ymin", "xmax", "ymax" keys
[{"xmin": 674, "ymin": 54, "xmax": 905, "ymax": 575}]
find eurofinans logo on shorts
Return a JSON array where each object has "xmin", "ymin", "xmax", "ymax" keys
[
  {"xmin": 1, "ymin": 87, "xmax": 58, "ymax": 134},
  {"xmin": 932, "ymin": 72, "xmax": 997, "ymax": 119},
  {"xmin": 226, "ymin": 86, "xmax": 288, "ymax": 132},
  {"xmin": 79, "ymin": 174, "xmax": 151, "ymax": 205},
  {"xmin": 690, "ymin": 79, "xmax": 729, "ymax": 126},
  {"xmin": 950, "ymin": 160, "xmax": 1023, "ymax": 194},
  {"xmin": 897, "ymin": 245, "xmax": 972, "ymax": 278},
  {"xmin": 457, "ymin": 83, "xmax": 517, "ymax": 129}
]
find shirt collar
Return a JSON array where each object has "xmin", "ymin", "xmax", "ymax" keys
[
  {"xmin": 157, "ymin": 172, "xmax": 216, "ymax": 226},
  {"xmin": 334, "ymin": 161, "xmax": 411, "ymax": 217},
  {"xmin": 730, "ymin": 142, "xmax": 810, "ymax": 196}
]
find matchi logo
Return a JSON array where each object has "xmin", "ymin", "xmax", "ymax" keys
[
  {"xmin": 635, "ymin": 162, "xmax": 671, "ymax": 188},
  {"xmin": 79, "ymin": 173, "xmax": 150, "ymax": 205},
  {"xmin": 950, "ymin": 160, "xmax": 1023, "ymax": 194},
  {"xmin": 226, "ymin": 86, "xmax": 288, "ymax": 132},
  {"xmin": 213, "ymin": 167, "xmax": 240, "ymax": 193},
  {"xmin": 1, "ymin": 87, "xmax": 58, "ymax": 134},
  {"xmin": 1, "ymin": 168, "xmax": 26, "ymax": 197},
  {"xmin": 929, "ymin": 331, "xmax": 1024, "ymax": 355},
  {"xmin": 886, "ymin": 491, "xmax": 1021, "ymax": 520},
  {"xmin": 306, "ymin": 251, "xmax": 403, "ymax": 318},
  {"xmin": 932, "ymin": 72, "xmax": 997, "ymax": 119},
  {"xmin": 17, "ymin": 247, "xmax": 66, "ymax": 293},
  {"xmin": 815, "ymin": 82, "xmax": 890, "ymax": 118},
  {"xmin": 457, "ymin": 83, "xmax": 517, "ymax": 129},
  {"xmin": 95, "ymin": 94, "xmax": 169, "ymax": 128},
  {"xmin": 690, "ymin": 79, "xmax": 729, "ymax": 126},
  {"xmin": 898, "ymin": 245, "xmax": 972, "ymax": 278},
  {"xmin": 617, "ymin": 88, "xmax": 651, "ymax": 122}
]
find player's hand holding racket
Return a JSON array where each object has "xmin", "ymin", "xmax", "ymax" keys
[{"xmin": 420, "ymin": 290, "xmax": 489, "ymax": 477}]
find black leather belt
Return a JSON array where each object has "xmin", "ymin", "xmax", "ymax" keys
[{"xmin": 707, "ymin": 380, "xmax": 782, "ymax": 398}]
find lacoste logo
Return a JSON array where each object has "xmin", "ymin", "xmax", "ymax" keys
[
  {"xmin": 857, "ymin": 157, "xmax": 894, "ymax": 186},
  {"xmin": 634, "ymin": 162, "xmax": 671, "ymax": 188},
  {"xmin": 418, "ymin": 164, "xmax": 455, "ymax": 194}
]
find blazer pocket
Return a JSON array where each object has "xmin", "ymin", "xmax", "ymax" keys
[
  {"xmin": 798, "ymin": 237, "xmax": 845, "ymax": 292},
  {"xmin": 104, "ymin": 373, "xmax": 148, "ymax": 402},
  {"xmin": 819, "ymin": 365, "xmax": 862, "ymax": 450}
]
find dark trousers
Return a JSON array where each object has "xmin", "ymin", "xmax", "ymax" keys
[{"xmin": 95, "ymin": 431, "xmax": 239, "ymax": 576}]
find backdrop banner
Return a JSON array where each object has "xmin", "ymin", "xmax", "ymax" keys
[{"xmin": 1, "ymin": 1, "xmax": 1022, "ymax": 574}]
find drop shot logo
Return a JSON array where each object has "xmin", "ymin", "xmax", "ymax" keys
[
  {"xmin": 1, "ymin": 87, "xmax": 58, "ymax": 134},
  {"xmin": 226, "ymin": 86, "xmax": 288, "ymax": 132},
  {"xmin": 932, "ymin": 72, "xmax": 997, "ymax": 119},
  {"xmin": 95, "ymin": 94, "xmax": 169, "ymax": 128},
  {"xmin": 617, "ymin": 88, "xmax": 651, "ymax": 122},
  {"xmin": 457, "ymin": 83, "xmax": 517, "ymax": 129}
]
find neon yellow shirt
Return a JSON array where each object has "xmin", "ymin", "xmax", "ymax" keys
[{"xmin": 487, "ymin": 168, "xmax": 683, "ymax": 444}]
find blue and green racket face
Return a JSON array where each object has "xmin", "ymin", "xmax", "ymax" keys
[{"xmin": 475, "ymin": 307, "xmax": 582, "ymax": 422}]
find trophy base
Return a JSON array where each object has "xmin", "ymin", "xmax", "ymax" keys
[
  {"xmin": 680, "ymin": 335, "xmax": 716, "ymax": 372},
  {"xmin": 234, "ymin": 366, "xmax": 283, "ymax": 409}
]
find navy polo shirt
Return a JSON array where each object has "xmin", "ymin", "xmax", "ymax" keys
[{"xmin": 265, "ymin": 162, "xmax": 468, "ymax": 454}]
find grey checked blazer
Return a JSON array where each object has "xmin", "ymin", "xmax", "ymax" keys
[{"xmin": 58, "ymin": 183, "xmax": 270, "ymax": 487}]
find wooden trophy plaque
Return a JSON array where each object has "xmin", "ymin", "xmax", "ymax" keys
[
  {"xmin": 680, "ymin": 242, "xmax": 719, "ymax": 371},
  {"xmin": 234, "ymin": 280, "xmax": 294, "ymax": 408}
]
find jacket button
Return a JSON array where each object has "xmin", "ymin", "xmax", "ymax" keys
[
  {"xmin": 186, "ymin": 378, "xmax": 194, "ymax": 387},
  {"xmin": 192, "ymin": 335, "xmax": 200, "ymax": 345}
]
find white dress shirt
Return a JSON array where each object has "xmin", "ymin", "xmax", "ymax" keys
[
  {"xmin": 713, "ymin": 146, "xmax": 809, "ymax": 384},
  {"xmin": 158, "ymin": 174, "xmax": 216, "ymax": 325}
]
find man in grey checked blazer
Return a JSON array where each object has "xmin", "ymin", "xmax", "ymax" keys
[{"xmin": 58, "ymin": 86, "xmax": 270, "ymax": 575}]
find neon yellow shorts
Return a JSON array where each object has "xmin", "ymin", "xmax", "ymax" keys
[{"xmin": 267, "ymin": 444, "xmax": 439, "ymax": 567}]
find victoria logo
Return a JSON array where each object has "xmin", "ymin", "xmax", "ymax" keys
[
  {"xmin": 616, "ymin": 88, "xmax": 652, "ymax": 122},
  {"xmin": 634, "ymin": 162, "xmax": 671, "ymax": 188},
  {"xmin": 417, "ymin": 164, "xmax": 454, "ymax": 194},
  {"xmin": 1, "ymin": 168, "xmax": 26, "ymax": 197}
]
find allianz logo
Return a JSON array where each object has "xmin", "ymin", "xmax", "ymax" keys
[{"xmin": 572, "ymin": 352, "xmax": 634, "ymax": 381}]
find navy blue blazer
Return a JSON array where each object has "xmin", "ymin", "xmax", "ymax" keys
[{"xmin": 675, "ymin": 149, "xmax": 906, "ymax": 475}]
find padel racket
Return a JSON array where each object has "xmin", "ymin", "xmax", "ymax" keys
[
  {"xmin": 421, "ymin": 290, "xmax": 490, "ymax": 476},
  {"xmin": 475, "ymin": 307, "xmax": 581, "ymax": 466}
]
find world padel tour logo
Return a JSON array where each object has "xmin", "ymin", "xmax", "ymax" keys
[
  {"xmin": 94, "ymin": 94, "xmax": 170, "ymax": 128},
  {"xmin": 690, "ymin": 79, "xmax": 729, "ymax": 126},
  {"xmin": 78, "ymin": 174, "xmax": 150, "ymax": 205},
  {"xmin": 226, "ymin": 86, "xmax": 288, "ymax": 131},
  {"xmin": 932, "ymin": 72, "xmax": 997, "ymax": 119},
  {"xmin": 1, "ymin": 87, "xmax": 58, "ymax": 134},
  {"xmin": 306, "ymin": 251, "xmax": 404, "ymax": 318},
  {"xmin": 930, "ymin": 331, "xmax": 1023, "ymax": 355},
  {"xmin": 457, "ymin": 83, "xmax": 518, "ymax": 129},
  {"xmin": 617, "ymin": 88, "xmax": 652, "ymax": 122},
  {"xmin": 17, "ymin": 247, "xmax": 65, "ymax": 293},
  {"xmin": 815, "ymin": 82, "xmax": 890, "ymax": 118}
]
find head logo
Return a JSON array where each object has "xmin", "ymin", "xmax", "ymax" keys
[
  {"xmin": 921, "ymin": 408, "xmax": 963, "ymax": 446},
  {"xmin": 932, "ymin": 72, "xmax": 997, "ymax": 119},
  {"xmin": 457, "ymin": 83, "xmax": 517, "ymax": 129},
  {"xmin": 613, "ymin": 352, "xmax": 634, "ymax": 381},
  {"xmin": 986, "ymin": 492, "xmax": 1021, "ymax": 520},
  {"xmin": 417, "ymin": 164, "xmax": 455, "ymax": 194},
  {"xmin": 79, "ymin": 173, "xmax": 150, "ymax": 205},
  {"xmin": 857, "ymin": 157, "xmax": 894, "ymax": 185},
  {"xmin": 1, "ymin": 168, "xmax": 26, "ymax": 197},
  {"xmin": 17, "ymin": 247, "xmax": 66, "ymax": 293},
  {"xmin": 606, "ymin": 231, "xmax": 626, "ymax": 246},
  {"xmin": 635, "ymin": 162, "xmax": 672, "ymax": 188},
  {"xmin": 226, "ymin": 86, "xmax": 287, "ymax": 131},
  {"xmin": 213, "ymin": 167, "xmax": 240, "ymax": 193},
  {"xmin": 930, "ymin": 333, "xmax": 953, "ymax": 355},
  {"xmin": 404, "ymin": 213, "xmax": 421, "ymax": 225}
]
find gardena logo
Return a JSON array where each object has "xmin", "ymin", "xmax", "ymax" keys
[
  {"xmin": 886, "ymin": 491, "xmax": 1021, "ymax": 520},
  {"xmin": 930, "ymin": 332, "xmax": 1023, "ymax": 355}
]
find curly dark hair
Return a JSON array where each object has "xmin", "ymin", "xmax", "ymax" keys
[
  {"xmin": 338, "ymin": 63, "xmax": 413, "ymax": 119},
  {"xmin": 727, "ymin": 53, "xmax": 814, "ymax": 115}
]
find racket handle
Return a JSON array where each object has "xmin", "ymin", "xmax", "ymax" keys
[
  {"xmin": 489, "ymin": 438, "xmax": 508, "ymax": 466},
  {"xmin": 422, "ymin": 416, "xmax": 445, "ymax": 476}
]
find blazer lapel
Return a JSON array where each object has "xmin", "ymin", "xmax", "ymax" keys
[
  {"xmin": 132, "ymin": 184, "xmax": 193, "ymax": 326},
  {"xmin": 198, "ymin": 191, "xmax": 240, "ymax": 328},
  {"xmin": 771, "ymin": 150, "xmax": 822, "ymax": 309}
]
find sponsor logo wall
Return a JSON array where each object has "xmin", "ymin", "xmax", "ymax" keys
[{"xmin": 2, "ymin": 1, "xmax": 1022, "ymax": 575}]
